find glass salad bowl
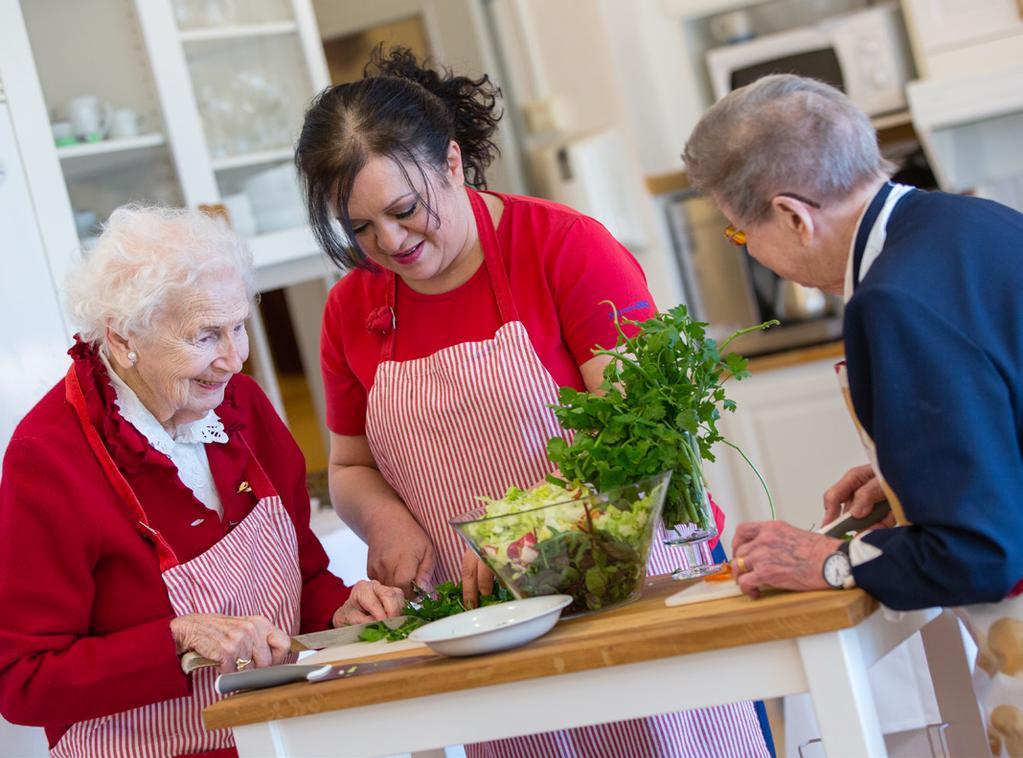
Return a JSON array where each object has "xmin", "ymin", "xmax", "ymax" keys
[{"xmin": 450, "ymin": 471, "xmax": 670, "ymax": 616}]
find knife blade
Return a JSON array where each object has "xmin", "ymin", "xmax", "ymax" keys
[
  {"xmin": 215, "ymin": 653, "xmax": 436, "ymax": 695},
  {"xmin": 290, "ymin": 614, "xmax": 412, "ymax": 652},
  {"xmin": 817, "ymin": 500, "xmax": 891, "ymax": 538}
]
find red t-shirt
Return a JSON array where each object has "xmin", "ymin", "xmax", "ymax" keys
[{"xmin": 321, "ymin": 190, "xmax": 658, "ymax": 435}]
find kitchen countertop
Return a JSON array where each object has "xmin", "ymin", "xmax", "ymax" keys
[
  {"xmin": 747, "ymin": 339, "xmax": 844, "ymax": 373},
  {"xmin": 204, "ymin": 576, "xmax": 875, "ymax": 731}
]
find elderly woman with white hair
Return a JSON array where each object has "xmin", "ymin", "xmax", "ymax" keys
[{"xmin": 0, "ymin": 206, "xmax": 404, "ymax": 758}]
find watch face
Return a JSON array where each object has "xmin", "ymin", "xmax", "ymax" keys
[{"xmin": 823, "ymin": 552, "xmax": 852, "ymax": 588}]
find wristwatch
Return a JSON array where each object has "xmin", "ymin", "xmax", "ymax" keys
[{"xmin": 822, "ymin": 540, "xmax": 853, "ymax": 589}]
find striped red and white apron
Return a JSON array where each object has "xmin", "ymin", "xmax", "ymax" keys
[
  {"xmin": 53, "ymin": 366, "xmax": 303, "ymax": 758},
  {"xmin": 365, "ymin": 191, "xmax": 767, "ymax": 757}
]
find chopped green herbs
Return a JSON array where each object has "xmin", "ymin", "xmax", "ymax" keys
[{"xmin": 356, "ymin": 581, "xmax": 510, "ymax": 642}]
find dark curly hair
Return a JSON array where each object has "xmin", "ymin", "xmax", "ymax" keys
[{"xmin": 295, "ymin": 45, "xmax": 502, "ymax": 272}]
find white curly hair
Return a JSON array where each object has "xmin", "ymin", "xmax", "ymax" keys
[{"xmin": 63, "ymin": 205, "xmax": 256, "ymax": 347}]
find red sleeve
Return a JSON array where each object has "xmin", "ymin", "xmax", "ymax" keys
[
  {"xmin": 545, "ymin": 216, "xmax": 658, "ymax": 364},
  {"xmin": 321, "ymin": 288, "xmax": 369, "ymax": 436},
  {"xmin": 245, "ymin": 381, "xmax": 351, "ymax": 630},
  {"xmin": 0, "ymin": 437, "xmax": 188, "ymax": 728}
]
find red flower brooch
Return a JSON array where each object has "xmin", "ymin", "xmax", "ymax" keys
[{"xmin": 366, "ymin": 306, "xmax": 396, "ymax": 336}]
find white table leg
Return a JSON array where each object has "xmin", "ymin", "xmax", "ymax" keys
[
  {"xmin": 797, "ymin": 628, "xmax": 887, "ymax": 757},
  {"xmin": 233, "ymin": 720, "xmax": 283, "ymax": 757},
  {"xmin": 920, "ymin": 610, "xmax": 988, "ymax": 757}
]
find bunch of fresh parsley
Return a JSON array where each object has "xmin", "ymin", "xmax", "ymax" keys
[
  {"xmin": 546, "ymin": 303, "xmax": 776, "ymax": 530},
  {"xmin": 357, "ymin": 581, "xmax": 511, "ymax": 642}
]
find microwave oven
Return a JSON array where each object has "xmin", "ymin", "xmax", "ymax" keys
[{"xmin": 705, "ymin": 3, "xmax": 916, "ymax": 117}]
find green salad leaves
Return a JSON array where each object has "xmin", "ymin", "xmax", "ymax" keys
[
  {"xmin": 546, "ymin": 303, "xmax": 776, "ymax": 529},
  {"xmin": 458, "ymin": 478, "xmax": 664, "ymax": 614}
]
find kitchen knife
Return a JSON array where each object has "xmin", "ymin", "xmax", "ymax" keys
[
  {"xmin": 215, "ymin": 654, "xmax": 436, "ymax": 695},
  {"xmin": 818, "ymin": 500, "xmax": 891, "ymax": 539},
  {"xmin": 289, "ymin": 614, "xmax": 411, "ymax": 652},
  {"xmin": 181, "ymin": 615, "xmax": 412, "ymax": 673}
]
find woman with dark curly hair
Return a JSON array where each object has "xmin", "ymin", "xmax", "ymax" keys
[{"xmin": 294, "ymin": 47, "xmax": 770, "ymax": 757}]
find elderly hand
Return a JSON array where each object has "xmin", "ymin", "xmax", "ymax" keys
[
  {"xmin": 332, "ymin": 579, "xmax": 406, "ymax": 626},
  {"xmin": 731, "ymin": 521, "xmax": 843, "ymax": 598},
  {"xmin": 366, "ymin": 521, "xmax": 436, "ymax": 601},
  {"xmin": 822, "ymin": 464, "xmax": 895, "ymax": 529},
  {"xmin": 170, "ymin": 613, "xmax": 290, "ymax": 674},
  {"xmin": 460, "ymin": 548, "xmax": 495, "ymax": 609}
]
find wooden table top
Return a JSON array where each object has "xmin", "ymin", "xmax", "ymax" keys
[{"xmin": 204, "ymin": 577, "xmax": 876, "ymax": 730}]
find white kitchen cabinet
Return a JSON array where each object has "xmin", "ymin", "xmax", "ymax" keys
[
  {"xmin": 1, "ymin": 0, "xmax": 341, "ymax": 425},
  {"xmin": 901, "ymin": 0, "xmax": 1023, "ymax": 77},
  {"xmin": 702, "ymin": 354, "xmax": 869, "ymax": 548}
]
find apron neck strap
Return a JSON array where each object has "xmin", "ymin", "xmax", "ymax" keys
[
  {"xmin": 64, "ymin": 364, "xmax": 180, "ymax": 572},
  {"xmin": 468, "ymin": 188, "xmax": 519, "ymax": 324},
  {"xmin": 377, "ymin": 188, "xmax": 519, "ymax": 362},
  {"xmin": 851, "ymin": 182, "xmax": 894, "ymax": 291}
]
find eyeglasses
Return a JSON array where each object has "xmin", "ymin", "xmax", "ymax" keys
[{"xmin": 722, "ymin": 193, "xmax": 822, "ymax": 247}]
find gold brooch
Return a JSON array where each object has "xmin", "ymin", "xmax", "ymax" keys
[{"xmin": 237, "ymin": 481, "xmax": 252, "ymax": 494}]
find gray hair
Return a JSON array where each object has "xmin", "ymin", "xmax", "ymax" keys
[
  {"xmin": 682, "ymin": 75, "xmax": 894, "ymax": 224},
  {"xmin": 64, "ymin": 205, "xmax": 256, "ymax": 346}
]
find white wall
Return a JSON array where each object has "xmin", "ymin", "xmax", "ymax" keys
[{"xmin": 488, "ymin": 0, "xmax": 687, "ymax": 308}]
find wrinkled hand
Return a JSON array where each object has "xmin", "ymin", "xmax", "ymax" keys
[
  {"xmin": 170, "ymin": 613, "xmax": 290, "ymax": 674},
  {"xmin": 460, "ymin": 549, "xmax": 495, "ymax": 609},
  {"xmin": 366, "ymin": 522, "xmax": 436, "ymax": 600},
  {"xmin": 731, "ymin": 521, "xmax": 843, "ymax": 598},
  {"xmin": 823, "ymin": 465, "xmax": 894, "ymax": 529},
  {"xmin": 332, "ymin": 579, "xmax": 406, "ymax": 626}
]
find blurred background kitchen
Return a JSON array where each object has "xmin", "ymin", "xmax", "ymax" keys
[{"xmin": 2, "ymin": 1, "xmax": 1022, "ymax": 755}]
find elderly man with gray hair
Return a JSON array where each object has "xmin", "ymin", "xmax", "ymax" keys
[{"xmin": 683, "ymin": 73, "xmax": 1023, "ymax": 752}]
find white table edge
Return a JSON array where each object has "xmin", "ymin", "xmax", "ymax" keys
[{"xmin": 231, "ymin": 607, "xmax": 944, "ymax": 758}]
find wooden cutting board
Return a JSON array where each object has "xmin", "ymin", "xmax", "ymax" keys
[{"xmin": 204, "ymin": 576, "xmax": 876, "ymax": 731}]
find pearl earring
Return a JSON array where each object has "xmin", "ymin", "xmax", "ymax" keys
[{"xmin": 127, "ymin": 351, "xmax": 138, "ymax": 365}]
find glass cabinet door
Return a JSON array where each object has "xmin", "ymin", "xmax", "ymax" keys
[
  {"xmin": 19, "ymin": 0, "xmax": 185, "ymax": 246},
  {"xmin": 171, "ymin": 0, "xmax": 320, "ymax": 239}
]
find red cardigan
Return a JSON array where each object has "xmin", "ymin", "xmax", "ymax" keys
[{"xmin": 0, "ymin": 343, "xmax": 350, "ymax": 747}]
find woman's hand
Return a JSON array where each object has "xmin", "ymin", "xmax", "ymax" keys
[
  {"xmin": 366, "ymin": 520, "xmax": 437, "ymax": 600},
  {"xmin": 460, "ymin": 548, "xmax": 495, "ymax": 609},
  {"xmin": 823, "ymin": 465, "xmax": 893, "ymax": 527},
  {"xmin": 170, "ymin": 613, "xmax": 290, "ymax": 674},
  {"xmin": 332, "ymin": 579, "xmax": 406, "ymax": 626}
]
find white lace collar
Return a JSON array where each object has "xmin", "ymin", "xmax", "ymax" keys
[{"xmin": 99, "ymin": 352, "xmax": 229, "ymax": 452}]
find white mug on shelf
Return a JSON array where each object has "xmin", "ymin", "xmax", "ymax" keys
[
  {"xmin": 109, "ymin": 108, "xmax": 141, "ymax": 140},
  {"xmin": 66, "ymin": 96, "xmax": 114, "ymax": 142},
  {"xmin": 709, "ymin": 10, "xmax": 754, "ymax": 45}
]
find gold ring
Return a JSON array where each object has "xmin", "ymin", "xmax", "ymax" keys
[
  {"xmin": 736, "ymin": 556, "xmax": 750, "ymax": 574},
  {"xmin": 235, "ymin": 657, "xmax": 251, "ymax": 671}
]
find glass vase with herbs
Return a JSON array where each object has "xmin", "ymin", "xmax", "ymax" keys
[{"xmin": 545, "ymin": 303, "xmax": 776, "ymax": 579}]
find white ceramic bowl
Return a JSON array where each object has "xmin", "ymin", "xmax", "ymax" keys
[{"xmin": 408, "ymin": 595, "xmax": 573, "ymax": 657}]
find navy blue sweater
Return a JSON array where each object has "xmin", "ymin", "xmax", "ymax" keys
[{"xmin": 844, "ymin": 188, "xmax": 1023, "ymax": 610}]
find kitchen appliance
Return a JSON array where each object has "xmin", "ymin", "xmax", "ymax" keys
[
  {"xmin": 529, "ymin": 129, "xmax": 649, "ymax": 248},
  {"xmin": 665, "ymin": 190, "xmax": 843, "ymax": 356},
  {"xmin": 705, "ymin": 3, "xmax": 915, "ymax": 118}
]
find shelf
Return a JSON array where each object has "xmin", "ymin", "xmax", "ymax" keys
[
  {"xmin": 661, "ymin": 0, "xmax": 771, "ymax": 20},
  {"xmin": 179, "ymin": 21, "xmax": 298, "ymax": 44},
  {"xmin": 247, "ymin": 224, "xmax": 321, "ymax": 270},
  {"xmin": 57, "ymin": 133, "xmax": 167, "ymax": 180},
  {"xmin": 212, "ymin": 147, "xmax": 295, "ymax": 172},
  {"xmin": 870, "ymin": 110, "xmax": 913, "ymax": 131}
]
